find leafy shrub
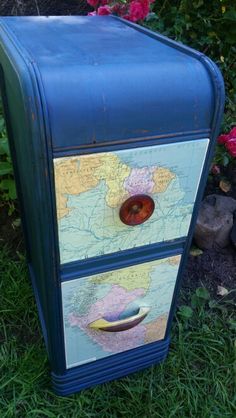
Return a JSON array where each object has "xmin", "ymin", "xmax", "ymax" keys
[
  {"xmin": 145, "ymin": 0, "xmax": 236, "ymax": 132},
  {"xmin": 0, "ymin": 99, "xmax": 16, "ymax": 214}
]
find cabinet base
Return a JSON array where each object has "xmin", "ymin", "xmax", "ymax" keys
[{"xmin": 51, "ymin": 337, "xmax": 170, "ymax": 396}]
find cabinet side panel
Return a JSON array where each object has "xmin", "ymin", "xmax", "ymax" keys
[{"xmin": 0, "ymin": 35, "xmax": 65, "ymax": 373}]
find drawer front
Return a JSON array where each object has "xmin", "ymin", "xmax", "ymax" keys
[
  {"xmin": 62, "ymin": 255, "xmax": 181, "ymax": 369},
  {"xmin": 54, "ymin": 139, "xmax": 208, "ymax": 264}
]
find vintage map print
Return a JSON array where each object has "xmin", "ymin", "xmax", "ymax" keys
[
  {"xmin": 54, "ymin": 140, "xmax": 208, "ymax": 264},
  {"xmin": 62, "ymin": 255, "xmax": 181, "ymax": 368}
]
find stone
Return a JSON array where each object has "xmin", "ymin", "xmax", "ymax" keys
[{"xmin": 194, "ymin": 194, "xmax": 236, "ymax": 250}]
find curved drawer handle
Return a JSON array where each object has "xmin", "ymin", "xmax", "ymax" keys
[{"xmin": 88, "ymin": 307, "xmax": 150, "ymax": 332}]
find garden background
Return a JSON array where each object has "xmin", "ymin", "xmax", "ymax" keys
[{"xmin": 0, "ymin": 1, "xmax": 235, "ymax": 417}]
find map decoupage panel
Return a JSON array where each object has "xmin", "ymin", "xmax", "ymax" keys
[
  {"xmin": 54, "ymin": 140, "xmax": 209, "ymax": 264},
  {"xmin": 62, "ymin": 255, "xmax": 181, "ymax": 369}
]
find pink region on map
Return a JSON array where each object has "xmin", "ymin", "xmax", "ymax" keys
[
  {"xmin": 68, "ymin": 285, "xmax": 147, "ymax": 353},
  {"xmin": 124, "ymin": 167, "xmax": 155, "ymax": 195}
]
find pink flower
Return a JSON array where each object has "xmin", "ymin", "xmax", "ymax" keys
[
  {"xmin": 97, "ymin": 5, "xmax": 112, "ymax": 15},
  {"xmin": 225, "ymin": 138, "xmax": 236, "ymax": 157},
  {"xmin": 88, "ymin": 11, "xmax": 97, "ymax": 15},
  {"xmin": 229, "ymin": 127, "xmax": 236, "ymax": 138},
  {"xmin": 218, "ymin": 127, "xmax": 236, "ymax": 158},
  {"xmin": 87, "ymin": 0, "xmax": 99, "ymax": 8},
  {"xmin": 127, "ymin": 0, "xmax": 150, "ymax": 22},
  {"xmin": 218, "ymin": 133, "xmax": 229, "ymax": 144},
  {"xmin": 86, "ymin": 0, "xmax": 151, "ymax": 19}
]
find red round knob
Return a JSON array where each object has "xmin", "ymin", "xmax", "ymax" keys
[{"xmin": 119, "ymin": 194, "xmax": 155, "ymax": 226}]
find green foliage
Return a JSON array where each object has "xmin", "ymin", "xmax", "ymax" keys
[
  {"xmin": 214, "ymin": 143, "xmax": 232, "ymax": 167},
  {"xmin": 0, "ymin": 248, "xmax": 235, "ymax": 417},
  {"xmin": 146, "ymin": 0, "xmax": 236, "ymax": 132},
  {"xmin": 178, "ymin": 304, "xmax": 193, "ymax": 319},
  {"xmin": 0, "ymin": 99, "xmax": 16, "ymax": 214},
  {"xmin": 191, "ymin": 286, "xmax": 210, "ymax": 309},
  {"xmin": 178, "ymin": 287, "xmax": 211, "ymax": 324}
]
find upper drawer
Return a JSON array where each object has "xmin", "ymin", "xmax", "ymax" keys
[{"xmin": 54, "ymin": 139, "xmax": 208, "ymax": 265}]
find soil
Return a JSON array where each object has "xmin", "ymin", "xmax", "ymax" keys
[
  {"xmin": 181, "ymin": 162, "xmax": 236, "ymax": 298},
  {"xmin": 0, "ymin": 0, "xmax": 91, "ymax": 16},
  {"xmin": 182, "ymin": 246, "xmax": 236, "ymax": 298}
]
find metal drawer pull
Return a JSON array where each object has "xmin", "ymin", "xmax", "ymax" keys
[{"xmin": 88, "ymin": 307, "xmax": 150, "ymax": 332}]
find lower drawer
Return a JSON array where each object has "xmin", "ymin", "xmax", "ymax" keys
[{"xmin": 61, "ymin": 254, "xmax": 181, "ymax": 369}]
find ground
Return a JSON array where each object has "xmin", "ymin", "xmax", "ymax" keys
[{"xmin": 0, "ymin": 0, "xmax": 91, "ymax": 16}]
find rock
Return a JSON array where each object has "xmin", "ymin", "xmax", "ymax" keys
[
  {"xmin": 194, "ymin": 194, "xmax": 236, "ymax": 250},
  {"xmin": 205, "ymin": 194, "xmax": 236, "ymax": 213}
]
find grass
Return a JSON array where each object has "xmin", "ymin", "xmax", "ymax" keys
[{"xmin": 0, "ymin": 246, "xmax": 235, "ymax": 418}]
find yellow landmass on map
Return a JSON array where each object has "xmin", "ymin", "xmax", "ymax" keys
[
  {"xmin": 152, "ymin": 167, "xmax": 175, "ymax": 193},
  {"xmin": 168, "ymin": 255, "xmax": 181, "ymax": 266},
  {"xmin": 145, "ymin": 314, "xmax": 168, "ymax": 343},
  {"xmin": 90, "ymin": 258, "xmax": 177, "ymax": 291},
  {"xmin": 54, "ymin": 153, "xmax": 131, "ymax": 219},
  {"xmin": 54, "ymin": 152, "xmax": 176, "ymax": 220},
  {"xmin": 93, "ymin": 153, "xmax": 130, "ymax": 208},
  {"xmin": 91, "ymin": 263, "xmax": 155, "ymax": 291},
  {"xmin": 54, "ymin": 156, "xmax": 102, "ymax": 219},
  {"xmin": 56, "ymin": 193, "xmax": 69, "ymax": 219}
]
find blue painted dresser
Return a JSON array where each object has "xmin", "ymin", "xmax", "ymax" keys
[{"xmin": 0, "ymin": 16, "xmax": 224, "ymax": 395}]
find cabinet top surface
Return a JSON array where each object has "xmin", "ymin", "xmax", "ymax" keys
[
  {"xmin": 0, "ymin": 16, "xmax": 222, "ymax": 149},
  {"xmin": 0, "ymin": 16, "xmax": 201, "ymax": 66}
]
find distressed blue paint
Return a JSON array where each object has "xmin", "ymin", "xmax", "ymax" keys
[
  {"xmin": 0, "ymin": 15, "xmax": 225, "ymax": 396},
  {"xmin": 0, "ymin": 16, "xmax": 215, "ymax": 149}
]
